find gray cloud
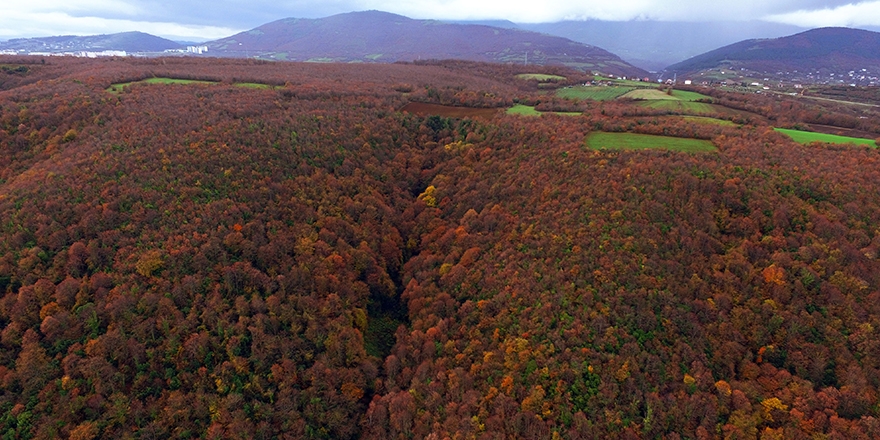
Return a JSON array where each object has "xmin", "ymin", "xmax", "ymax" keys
[
  {"xmin": 765, "ymin": 1, "xmax": 880, "ymax": 27},
  {"xmin": 1, "ymin": 0, "xmax": 877, "ymax": 40}
]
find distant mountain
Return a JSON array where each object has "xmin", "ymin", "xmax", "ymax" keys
[
  {"xmin": 665, "ymin": 27, "xmax": 880, "ymax": 82},
  {"xmin": 445, "ymin": 20, "xmax": 521, "ymax": 29},
  {"xmin": 520, "ymin": 21, "xmax": 809, "ymax": 71},
  {"xmin": 0, "ymin": 31, "xmax": 182, "ymax": 53},
  {"xmin": 206, "ymin": 11, "xmax": 647, "ymax": 77}
]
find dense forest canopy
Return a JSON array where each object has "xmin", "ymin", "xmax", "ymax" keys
[{"xmin": 1, "ymin": 56, "xmax": 880, "ymax": 439}]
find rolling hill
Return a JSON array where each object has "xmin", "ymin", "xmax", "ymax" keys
[
  {"xmin": 665, "ymin": 27, "xmax": 880, "ymax": 82},
  {"xmin": 0, "ymin": 31, "xmax": 182, "ymax": 54},
  {"xmin": 205, "ymin": 10, "xmax": 647, "ymax": 77}
]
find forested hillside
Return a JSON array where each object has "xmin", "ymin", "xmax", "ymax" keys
[
  {"xmin": 1, "ymin": 56, "xmax": 880, "ymax": 439},
  {"xmin": 665, "ymin": 27, "xmax": 880, "ymax": 80},
  {"xmin": 205, "ymin": 11, "xmax": 647, "ymax": 78}
]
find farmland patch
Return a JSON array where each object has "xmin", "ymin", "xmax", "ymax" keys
[
  {"xmin": 586, "ymin": 132, "xmax": 717, "ymax": 153},
  {"xmin": 557, "ymin": 85, "xmax": 634, "ymax": 101},
  {"xmin": 517, "ymin": 74, "xmax": 567, "ymax": 82},
  {"xmin": 621, "ymin": 89, "xmax": 676, "ymax": 100},
  {"xmin": 775, "ymin": 128, "xmax": 877, "ymax": 147},
  {"xmin": 107, "ymin": 78, "xmax": 279, "ymax": 93}
]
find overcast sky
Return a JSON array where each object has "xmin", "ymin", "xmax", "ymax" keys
[{"xmin": 2, "ymin": 0, "xmax": 880, "ymax": 41}]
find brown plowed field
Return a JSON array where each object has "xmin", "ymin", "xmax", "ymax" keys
[{"xmin": 401, "ymin": 102, "xmax": 500, "ymax": 118}]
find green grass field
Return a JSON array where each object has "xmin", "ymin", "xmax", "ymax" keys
[
  {"xmin": 108, "ymin": 78, "xmax": 277, "ymax": 93},
  {"xmin": 637, "ymin": 100, "xmax": 718, "ymax": 115},
  {"xmin": 621, "ymin": 88, "xmax": 711, "ymax": 102},
  {"xmin": 586, "ymin": 132, "xmax": 718, "ymax": 153},
  {"xmin": 507, "ymin": 105, "xmax": 542, "ymax": 116},
  {"xmin": 560, "ymin": 81, "xmax": 711, "ymax": 104},
  {"xmin": 594, "ymin": 76, "xmax": 653, "ymax": 87},
  {"xmin": 775, "ymin": 128, "xmax": 878, "ymax": 147},
  {"xmin": 671, "ymin": 90, "xmax": 711, "ymax": 101},
  {"xmin": 142, "ymin": 78, "xmax": 214, "ymax": 85},
  {"xmin": 517, "ymin": 74, "xmax": 567, "ymax": 82},
  {"xmin": 235, "ymin": 82, "xmax": 274, "ymax": 89},
  {"xmin": 681, "ymin": 116, "xmax": 736, "ymax": 126},
  {"xmin": 507, "ymin": 105, "xmax": 581, "ymax": 117},
  {"xmin": 620, "ymin": 89, "xmax": 674, "ymax": 100},
  {"xmin": 557, "ymin": 86, "xmax": 634, "ymax": 101},
  {"xmin": 108, "ymin": 78, "xmax": 217, "ymax": 93}
]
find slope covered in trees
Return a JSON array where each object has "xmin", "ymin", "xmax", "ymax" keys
[
  {"xmin": 205, "ymin": 11, "xmax": 647, "ymax": 78},
  {"xmin": 665, "ymin": 27, "xmax": 880, "ymax": 79},
  {"xmin": 1, "ymin": 56, "xmax": 880, "ymax": 439}
]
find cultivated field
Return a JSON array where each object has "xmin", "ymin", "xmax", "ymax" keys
[
  {"xmin": 586, "ymin": 132, "xmax": 718, "ymax": 152},
  {"xmin": 107, "ymin": 78, "xmax": 276, "ymax": 93},
  {"xmin": 516, "ymin": 73, "xmax": 567, "ymax": 81},
  {"xmin": 681, "ymin": 116, "xmax": 736, "ymax": 126},
  {"xmin": 559, "ymin": 81, "xmax": 712, "ymax": 105},
  {"xmin": 620, "ymin": 89, "xmax": 674, "ymax": 100},
  {"xmin": 621, "ymin": 88, "xmax": 712, "ymax": 102},
  {"xmin": 506, "ymin": 104, "xmax": 542, "ymax": 116},
  {"xmin": 235, "ymin": 82, "xmax": 274, "ymax": 89},
  {"xmin": 670, "ymin": 90, "xmax": 712, "ymax": 101},
  {"xmin": 775, "ymin": 128, "xmax": 878, "ymax": 147},
  {"xmin": 107, "ymin": 78, "xmax": 215, "ymax": 93},
  {"xmin": 636, "ymin": 100, "xmax": 718, "ymax": 114},
  {"xmin": 507, "ymin": 105, "xmax": 581, "ymax": 116},
  {"xmin": 557, "ymin": 85, "xmax": 634, "ymax": 101}
]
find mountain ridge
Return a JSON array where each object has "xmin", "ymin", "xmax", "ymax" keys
[
  {"xmin": 0, "ymin": 31, "xmax": 182, "ymax": 53},
  {"xmin": 664, "ymin": 27, "xmax": 880, "ymax": 83},
  {"xmin": 204, "ymin": 10, "xmax": 648, "ymax": 77},
  {"xmin": 520, "ymin": 20, "xmax": 811, "ymax": 71}
]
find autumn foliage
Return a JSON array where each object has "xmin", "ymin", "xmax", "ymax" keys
[{"xmin": 1, "ymin": 56, "xmax": 880, "ymax": 439}]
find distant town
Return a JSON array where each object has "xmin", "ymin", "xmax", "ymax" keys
[
  {"xmin": 679, "ymin": 67, "xmax": 880, "ymax": 88},
  {"xmin": 0, "ymin": 46, "xmax": 209, "ymax": 58}
]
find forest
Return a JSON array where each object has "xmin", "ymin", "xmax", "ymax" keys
[{"xmin": 1, "ymin": 55, "xmax": 880, "ymax": 439}]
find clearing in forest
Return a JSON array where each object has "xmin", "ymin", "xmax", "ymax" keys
[
  {"xmin": 680, "ymin": 116, "xmax": 736, "ymax": 126},
  {"xmin": 507, "ymin": 104, "xmax": 542, "ymax": 116},
  {"xmin": 557, "ymin": 85, "xmax": 634, "ymax": 101},
  {"xmin": 506, "ymin": 105, "xmax": 581, "ymax": 116},
  {"xmin": 621, "ymin": 88, "xmax": 712, "ymax": 102},
  {"xmin": 107, "ymin": 78, "xmax": 277, "ymax": 93},
  {"xmin": 235, "ymin": 82, "xmax": 274, "ymax": 89},
  {"xmin": 775, "ymin": 128, "xmax": 878, "ymax": 147},
  {"xmin": 517, "ymin": 74, "xmax": 567, "ymax": 82},
  {"xmin": 636, "ymin": 100, "xmax": 718, "ymax": 115},
  {"xmin": 621, "ymin": 89, "xmax": 675, "ymax": 100},
  {"xmin": 670, "ymin": 90, "xmax": 712, "ymax": 101},
  {"xmin": 586, "ymin": 132, "xmax": 718, "ymax": 153},
  {"xmin": 108, "ymin": 78, "xmax": 215, "ymax": 92}
]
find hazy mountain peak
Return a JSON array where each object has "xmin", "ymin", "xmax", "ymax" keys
[
  {"xmin": 0, "ymin": 31, "xmax": 182, "ymax": 53},
  {"xmin": 665, "ymin": 27, "xmax": 880, "ymax": 84},
  {"xmin": 206, "ymin": 11, "xmax": 647, "ymax": 77}
]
